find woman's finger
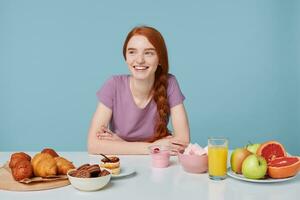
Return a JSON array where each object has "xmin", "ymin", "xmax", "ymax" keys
[
  {"xmin": 99, "ymin": 132, "xmax": 112, "ymax": 137},
  {"xmin": 170, "ymin": 139, "xmax": 188, "ymax": 147},
  {"xmin": 98, "ymin": 135, "xmax": 113, "ymax": 140},
  {"xmin": 170, "ymin": 143, "xmax": 185, "ymax": 153}
]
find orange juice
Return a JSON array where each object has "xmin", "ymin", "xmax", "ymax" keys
[{"xmin": 208, "ymin": 146, "xmax": 228, "ymax": 177}]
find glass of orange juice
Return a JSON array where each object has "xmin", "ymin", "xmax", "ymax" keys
[{"xmin": 208, "ymin": 137, "xmax": 228, "ymax": 180}]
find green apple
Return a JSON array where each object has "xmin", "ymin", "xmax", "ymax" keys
[
  {"xmin": 245, "ymin": 143, "xmax": 261, "ymax": 154},
  {"xmin": 230, "ymin": 148, "xmax": 252, "ymax": 174},
  {"xmin": 242, "ymin": 154, "xmax": 267, "ymax": 179}
]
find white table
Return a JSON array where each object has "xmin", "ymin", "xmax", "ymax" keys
[{"xmin": 0, "ymin": 152, "xmax": 299, "ymax": 200}]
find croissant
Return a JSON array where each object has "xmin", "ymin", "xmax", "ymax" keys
[
  {"xmin": 11, "ymin": 159, "xmax": 33, "ymax": 181},
  {"xmin": 54, "ymin": 157, "xmax": 75, "ymax": 175},
  {"xmin": 41, "ymin": 148, "xmax": 59, "ymax": 157},
  {"xmin": 9, "ymin": 152, "xmax": 31, "ymax": 168},
  {"xmin": 31, "ymin": 153, "xmax": 57, "ymax": 177}
]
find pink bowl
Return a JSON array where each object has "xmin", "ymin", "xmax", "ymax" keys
[{"xmin": 178, "ymin": 152, "xmax": 208, "ymax": 174}]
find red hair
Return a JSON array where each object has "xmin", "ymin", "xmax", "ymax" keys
[{"xmin": 123, "ymin": 26, "xmax": 170, "ymax": 142}]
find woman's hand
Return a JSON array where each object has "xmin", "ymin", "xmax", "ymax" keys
[
  {"xmin": 96, "ymin": 126, "xmax": 124, "ymax": 141},
  {"xmin": 153, "ymin": 136, "xmax": 189, "ymax": 155}
]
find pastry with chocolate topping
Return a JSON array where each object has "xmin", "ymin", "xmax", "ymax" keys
[{"xmin": 100, "ymin": 156, "xmax": 120, "ymax": 175}]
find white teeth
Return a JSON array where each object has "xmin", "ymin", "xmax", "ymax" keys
[{"xmin": 134, "ymin": 66, "xmax": 148, "ymax": 70}]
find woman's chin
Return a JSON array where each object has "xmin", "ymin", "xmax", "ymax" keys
[{"xmin": 131, "ymin": 72, "xmax": 153, "ymax": 80}]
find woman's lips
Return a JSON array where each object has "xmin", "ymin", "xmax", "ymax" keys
[{"xmin": 133, "ymin": 65, "xmax": 149, "ymax": 70}]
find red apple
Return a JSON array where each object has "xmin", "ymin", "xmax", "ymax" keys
[{"xmin": 230, "ymin": 148, "xmax": 252, "ymax": 174}]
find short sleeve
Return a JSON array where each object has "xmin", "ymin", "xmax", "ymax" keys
[
  {"xmin": 96, "ymin": 77, "xmax": 115, "ymax": 109},
  {"xmin": 167, "ymin": 75, "xmax": 185, "ymax": 108}
]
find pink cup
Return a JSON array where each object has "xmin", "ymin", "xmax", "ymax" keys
[{"xmin": 149, "ymin": 145, "xmax": 170, "ymax": 168}]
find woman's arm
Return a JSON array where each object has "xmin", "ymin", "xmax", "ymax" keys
[
  {"xmin": 87, "ymin": 103, "xmax": 152, "ymax": 154},
  {"xmin": 87, "ymin": 102, "xmax": 190, "ymax": 155},
  {"xmin": 170, "ymin": 103, "xmax": 190, "ymax": 145}
]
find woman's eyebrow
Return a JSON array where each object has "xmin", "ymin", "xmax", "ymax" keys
[
  {"xmin": 127, "ymin": 47, "xmax": 156, "ymax": 51},
  {"xmin": 145, "ymin": 48, "xmax": 156, "ymax": 51}
]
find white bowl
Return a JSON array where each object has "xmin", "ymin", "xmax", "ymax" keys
[{"xmin": 67, "ymin": 169, "xmax": 111, "ymax": 191}]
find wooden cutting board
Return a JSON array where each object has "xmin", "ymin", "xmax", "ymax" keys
[{"xmin": 0, "ymin": 165, "xmax": 70, "ymax": 191}]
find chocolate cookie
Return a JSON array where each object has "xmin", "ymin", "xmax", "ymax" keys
[
  {"xmin": 100, "ymin": 169, "xmax": 111, "ymax": 177},
  {"xmin": 87, "ymin": 164, "xmax": 101, "ymax": 177},
  {"xmin": 77, "ymin": 163, "xmax": 90, "ymax": 171},
  {"xmin": 74, "ymin": 169, "xmax": 91, "ymax": 178}
]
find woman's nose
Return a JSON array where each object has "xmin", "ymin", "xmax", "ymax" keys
[{"xmin": 136, "ymin": 54, "xmax": 145, "ymax": 63}]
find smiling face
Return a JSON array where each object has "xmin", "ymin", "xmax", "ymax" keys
[{"xmin": 125, "ymin": 35, "xmax": 159, "ymax": 81}]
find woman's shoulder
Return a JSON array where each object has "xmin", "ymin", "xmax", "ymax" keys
[
  {"xmin": 167, "ymin": 73, "xmax": 179, "ymax": 85},
  {"xmin": 105, "ymin": 74, "xmax": 129, "ymax": 84}
]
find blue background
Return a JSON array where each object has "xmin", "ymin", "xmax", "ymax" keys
[{"xmin": 1, "ymin": 0, "xmax": 299, "ymax": 154}]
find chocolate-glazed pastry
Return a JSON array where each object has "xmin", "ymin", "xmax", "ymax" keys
[
  {"xmin": 101, "ymin": 157, "xmax": 120, "ymax": 163},
  {"xmin": 100, "ymin": 156, "xmax": 120, "ymax": 175}
]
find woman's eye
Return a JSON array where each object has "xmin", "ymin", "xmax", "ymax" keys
[
  {"xmin": 128, "ymin": 51, "xmax": 134, "ymax": 54},
  {"xmin": 145, "ymin": 51, "xmax": 154, "ymax": 56}
]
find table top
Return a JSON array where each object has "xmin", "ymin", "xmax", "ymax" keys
[{"xmin": 0, "ymin": 152, "xmax": 299, "ymax": 200}]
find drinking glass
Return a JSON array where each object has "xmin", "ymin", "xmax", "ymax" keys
[{"xmin": 208, "ymin": 137, "xmax": 228, "ymax": 180}]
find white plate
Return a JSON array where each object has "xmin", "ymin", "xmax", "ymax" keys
[
  {"xmin": 227, "ymin": 167, "xmax": 297, "ymax": 183},
  {"xmin": 111, "ymin": 166, "xmax": 136, "ymax": 178}
]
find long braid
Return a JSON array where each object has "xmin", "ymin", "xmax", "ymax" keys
[{"xmin": 151, "ymin": 69, "xmax": 170, "ymax": 141}]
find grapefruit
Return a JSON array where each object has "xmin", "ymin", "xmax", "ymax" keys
[
  {"xmin": 256, "ymin": 140, "xmax": 286, "ymax": 163},
  {"xmin": 268, "ymin": 156, "xmax": 300, "ymax": 179}
]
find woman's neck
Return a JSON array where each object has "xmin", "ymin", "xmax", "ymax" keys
[{"xmin": 130, "ymin": 76, "xmax": 155, "ymax": 100}]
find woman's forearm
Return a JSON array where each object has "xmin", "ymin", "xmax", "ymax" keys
[{"xmin": 88, "ymin": 139, "xmax": 151, "ymax": 155}]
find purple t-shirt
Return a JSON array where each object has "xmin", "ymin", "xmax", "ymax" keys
[{"xmin": 96, "ymin": 74, "xmax": 185, "ymax": 142}]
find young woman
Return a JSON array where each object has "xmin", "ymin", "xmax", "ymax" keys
[{"xmin": 87, "ymin": 26, "xmax": 190, "ymax": 154}]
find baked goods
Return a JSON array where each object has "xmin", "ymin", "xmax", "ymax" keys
[
  {"xmin": 100, "ymin": 156, "xmax": 120, "ymax": 175},
  {"xmin": 41, "ymin": 148, "xmax": 59, "ymax": 157},
  {"xmin": 8, "ymin": 148, "xmax": 75, "ymax": 182},
  {"xmin": 87, "ymin": 164, "xmax": 101, "ymax": 177},
  {"xmin": 54, "ymin": 157, "xmax": 75, "ymax": 175},
  {"xmin": 9, "ymin": 152, "xmax": 33, "ymax": 181},
  {"xmin": 9, "ymin": 152, "xmax": 31, "ymax": 168},
  {"xmin": 31, "ymin": 153, "xmax": 57, "ymax": 177},
  {"xmin": 11, "ymin": 159, "xmax": 33, "ymax": 181},
  {"xmin": 69, "ymin": 163, "xmax": 110, "ymax": 178}
]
